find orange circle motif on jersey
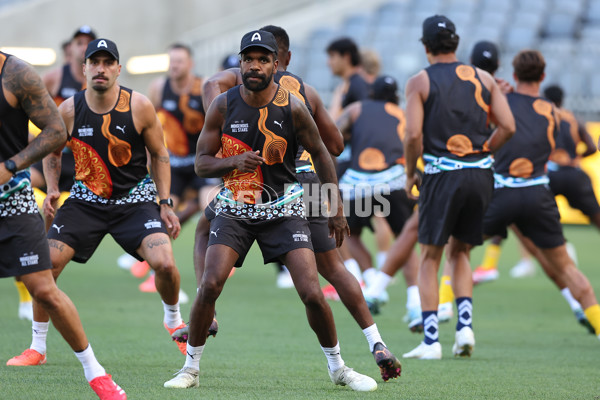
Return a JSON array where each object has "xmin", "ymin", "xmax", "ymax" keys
[
  {"xmin": 358, "ymin": 147, "xmax": 387, "ymax": 171},
  {"xmin": 508, "ymin": 157, "xmax": 534, "ymax": 178},
  {"xmin": 446, "ymin": 134, "xmax": 473, "ymax": 157}
]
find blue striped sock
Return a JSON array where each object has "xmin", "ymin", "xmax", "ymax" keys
[
  {"xmin": 422, "ymin": 310, "xmax": 438, "ymax": 345},
  {"xmin": 456, "ymin": 297, "xmax": 473, "ymax": 331}
]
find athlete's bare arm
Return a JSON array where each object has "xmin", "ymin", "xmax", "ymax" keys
[
  {"xmin": 42, "ymin": 66, "xmax": 61, "ymax": 98},
  {"xmin": 478, "ymin": 69, "xmax": 515, "ymax": 153},
  {"xmin": 42, "ymin": 98, "xmax": 74, "ymax": 223},
  {"xmin": 0, "ymin": 56, "xmax": 67, "ymax": 185},
  {"xmin": 147, "ymin": 76, "xmax": 167, "ymax": 110},
  {"xmin": 133, "ymin": 91, "xmax": 181, "ymax": 239},
  {"xmin": 292, "ymin": 95, "xmax": 349, "ymax": 246},
  {"xmin": 403, "ymin": 71, "xmax": 428, "ymax": 198},
  {"xmin": 305, "ymin": 83, "xmax": 344, "ymax": 156},
  {"xmin": 201, "ymin": 68, "xmax": 241, "ymax": 111},
  {"xmin": 195, "ymin": 92, "xmax": 264, "ymax": 177},
  {"xmin": 577, "ymin": 122, "xmax": 596, "ymax": 157},
  {"xmin": 335, "ymin": 101, "xmax": 361, "ymax": 142}
]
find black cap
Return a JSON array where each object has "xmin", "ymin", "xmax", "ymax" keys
[
  {"xmin": 85, "ymin": 38, "xmax": 119, "ymax": 62},
  {"xmin": 470, "ymin": 41, "xmax": 499, "ymax": 74},
  {"xmin": 372, "ymin": 75, "xmax": 398, "ymax": 102},
  {"xmin": 239, "ymin": 30, "xmax": 278, "ymax": 54},
  {"xmin": 421, "ymin": 15, "xmax": 456, "ymax": 43},
  {"xmin": 72, "ymin": 25, "xmax": 96, "ymax": 40},
  {"xmin": 221, "ymin": 54, "xmax": 239, "ymax": 70}
]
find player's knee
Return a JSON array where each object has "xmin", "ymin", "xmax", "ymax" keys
[
  {"xmin": 29, "ymin": 283, "xmax": 61, "ymax": 311},
  {"xmin": 297, "ymin": 285, "xmax": 325, "ymax": 308},
  {"xmin": 198, "ymin": 277, "xmax": 224, "ymax": 302},
  {"xmin": 151, "ymin": 258, "xmax": 178, "ymax": 277}
]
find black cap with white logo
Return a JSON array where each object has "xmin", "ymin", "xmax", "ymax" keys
[
  {"xmin": 421, "ymin": 15, "xmax": 456, "ymax": 43},
  {"xmin": 470, "ymin": 40, "xmax": 499, "ymax": 75},
  {"xmin": 85, "ymin": 38, "xmax": 119, "ymax": 62},
  {"xmin": 239, "ymin": 30, "xmax": 278, "ymax": 55}
]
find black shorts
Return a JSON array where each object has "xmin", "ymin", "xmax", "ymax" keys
[
  {"xmin": 297, "ymin": 172, "xmax": 336, "ymax": 253},
  {"xmin": 32, "ymin": 151, "xmax": 75, "ymax": 192},
  {"xmin": 347, "ymin": 189, "xmax": 415, "ymax": 235},
  {"xmin": 171, "ymin": 164, "xmax": 218, "ymax": 198},
  {"xmin": 207, "ymin": 215, "xmax": 313, "ymax": 267},
  {"xmin": 47, "ymin": 198, "xmax": 168, "ymax": 263},
  {"xmin": 419, "ymin": 169, "xmax": 493, "ymax": 246},
  {"xmin": 549, "ymin": 167, "xmax": 600, "ymax": 217},
  {"xmin": 483, "ymin": 185, "xmax": 565, "ymax": 249},
  {"xmin": 0, "ymin": 213, "xmax": 52, "ymax": 277}
]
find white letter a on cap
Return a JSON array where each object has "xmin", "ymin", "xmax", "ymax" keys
[
  {"xmin": 97, "ymin": 40, "xmax": 108, "ymax": 48},
  {"xmin": 251, "ymin": 32, "xmax": 261, "ymax": 42}
]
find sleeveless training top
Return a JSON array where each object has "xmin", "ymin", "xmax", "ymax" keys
[
  {"xmin": 494, "ymin": 93, "xmax": 557, "ymax": 180},
  {"xmin": 349, "ymin": 99, "xmax": 405, "ymax": 172},
  {"xmin": 55, "ymin": 64, "xmax": 84, "ymax": 105},
  {"xmin": 549, "ymin": 108, "xmax": 579, "ymax": 166},
  {"xmin": 423, "ymin": 62, "xmax": 491, "ymax": 162},
  {"xmin": 274, "ymin": 70, "xmax": 314, "ymax": 173},
  {"xmin": 342, "ymin": 73, "xmax": 371, "ymax": 108},
  {"xmin": 68, "ymin": 87, "xmax": 148, "ymax": 199},
  {"xmin": 157, "ymin": 77, "xmax": 204, "ymax": 160},
  {"xmin": 221, "ymin": 85, "xmax": 298, "ymax": 204}
]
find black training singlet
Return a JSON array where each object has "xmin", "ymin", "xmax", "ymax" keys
[
  {"xmin": 221, "ymin": 85, "xmax": 298, "ymax": 204},
  {"xmin": 157, "ymin": 77, "xmax": 204, "ymax": 157},
  {"xmin": 342, "ymin": 73, "xmax": 371, "ymax": 107},
  {"xmin": 494, "ymin": 93, "xmax": 557, "ymax": 179},
  {"xmin": 0, "ymin": 52, "xmax": 29, "ymax": 163},
  {"xmin": 55, "ymin": 64, "xmax": 84, "ymax": 105},
  {"xmin": 423, "ymin": 62, "xmax": 491, "ymax": 162},
  {"xmin": 549, "ymin": 108, "xmax": 578, "ymax": 166},
  {"xmin": 350, "ymin": 100, "xmax": 405, "ymax": 172},
  {"xmin": 274, "ymin": 70, "xmax": 314, "ymax": 173},
  {"xmin": 68, "ymin": 87, "xmax": 148, "ymax": 199}
]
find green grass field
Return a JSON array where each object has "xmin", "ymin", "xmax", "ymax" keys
[{"xmin": 1, "ymin": 221, "xmax": 599, "ymax": 399}]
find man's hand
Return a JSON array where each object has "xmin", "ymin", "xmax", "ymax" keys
[
  {"xmin": 42, "ymin": 190, "xmax": 61, "ymax": 232},
  {"xmin": 328, "ymin": 207, "xmax": 350, "ymax": 248},
  {"xmin": 160, "ymin": 205, "xmax": 181, "ymax": 239},
  {"xmin": 0, "ymin": 163, "xmax": 11, "ymax": 185},
  {"xmin": 495, "ymin": 78, "xmax": 513, "ymax": 95},
  {"xmin": 405, "ymin": 173, "xmax": 421, "ymax": 201},
  {"xmin": 232, "ymin": 150, "xmax": 264, "ymax": 173}
]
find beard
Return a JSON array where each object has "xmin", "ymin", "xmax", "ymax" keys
[{"xmin": 242, "ymin": 71, "xmax": 272, "ymax": 92}]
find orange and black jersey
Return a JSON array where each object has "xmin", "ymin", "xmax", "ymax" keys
[
  {"xmin": 0, "ymin": 52, "xmax": 29, "ymax": 162},
  {"xmin": 221, "ymin": 85, "xmax": 298, "ymax": 204},
  {"xmin": 274, "ymin": 70, "xmax": 314, "ymax": 173},
  {"xmin": 157, "ymin": 77, "xmax": 204, "ymax": 158},
  {"xmin": 342, "ymin": 73, "xmax": 370, "ymax": 108},
  {"xmin": 55, "ymin": 64, "xmax": 85, "ymax": 105},
  {"xmin": 68, "ymin": 87, "xmax": 148, "ymax": 199},
  {"xmin": 423, "ymin": 62, "xmax": 491, "ymax": 162},
  {"xmin": 549, "ymin": 108, "xmax": 579, "ymax": 166},
  {"xmin": 349, "ymin": 100, "xmax": 405, "ymax": 172},
  {"xmin": 494, "ymin": 93, "xmax": 557, "ymax": 180}
]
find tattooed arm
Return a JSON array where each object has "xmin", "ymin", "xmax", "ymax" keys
[
  {"xmin": 134, "ymin": 91, "xmax": 181, "ymax": 239},
  {"xmin": 0, "ymin": 56, "xmax": 66, "ymax": 185},
  {"xmin": 292, "ymin": 95, "xmax": 349, "ymax": 247},
  {"xmin": 195, "ymin": 92, "xmax": 265, "ymax": 177},
  {"xmin": 305, "ymin": 83, "xmax": 344, "ymax": 156}
]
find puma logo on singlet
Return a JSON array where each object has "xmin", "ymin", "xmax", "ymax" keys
[
  {"xmin": 210, "ymin": 229, "xmax": 220, "ymax": 238},
  {"xmin": 52, "ymin": 224, "xmax": 64, "ymax": 233},
  {"xmin": 273, "ymin": 120, "xmax": 283, "ymax": 129},
  {"xmin": 115, "ymin": 125, "xmax": 126, "ymax": 134}
]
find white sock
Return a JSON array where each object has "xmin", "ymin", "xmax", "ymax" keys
[
  {"xmin": 376, "ymin": 251, "xmax": 388, "ymax": 270},
  {"xmin": 344, "ymin": 259, "xmax": 363, "ymax": 284},
  {"xmin": 362, "ymin": 323, "xmax": 384, "ymax": 352},
  {"xmin": 561, "ymin": 287, "xmax": 582, "ymax": 311},
  {"xmin": 30, "ymin": 321, "xmax": 49, "ymax": 355},
  {"xmin": 406, "ymin": 285, "xmax": 421, "ymax": 310},
  {"xmin": 363, "ymin": 268, "xmax": 378, "ymax": 287},
  {"xmin": 321, "ymin": 342, "xmax": 344, "ymax": 372},
  {"xmin": 162, "ymin": 300, "xmax": 183, "ymax": 329},
  {"xmin": 364, "ymin": 271, "xmax": 392, "ymax": 298},
  {"xmin": 74, "ymin": 344, "xmax": 106, "ymax": 382},
  {"xmin": 183, "ymin": 343, "xmax": 204, "ymax": 371}
]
